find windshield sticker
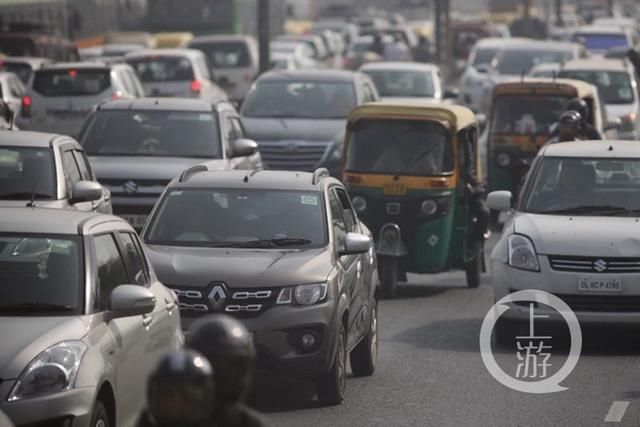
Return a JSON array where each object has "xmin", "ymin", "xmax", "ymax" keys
[{"xmin": 301, "ymin": 195, "xmax": 318, "ymax": 206}]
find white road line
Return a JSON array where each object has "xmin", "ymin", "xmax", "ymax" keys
[{"xmin": 604, "ymin": 401, "xmax": 630, "ymax": 423}]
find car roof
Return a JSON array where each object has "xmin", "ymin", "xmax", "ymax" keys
[
  {"xmin": 360, "ymin": 61, "xmax": 439, "ymax": 72},
  {"xmin": 493, "ymin": 78, "xmax": 597, "ymax": 98},
  {"xmin": 257, "ymin": 69, "xmax": 362, "ymax": 83},
  {"xmin": 0, "ymin": 207, "xmax": 129, "ymax": 235},
  {"xmin": 171, "ymin": 169, "xmax": 336, "ymax": 191},
  {"xmin": 0, "ymin": 130, "xmax": 70, "ymax": 148},
  {"xmin": 3, "ymin": 56, "xmax": 51, "ymax": 66},
  {"xmin": 97, "ymin": 97, "xmax": 219, "ymax": 112},
  {"xmin": 348, "ymin": 101, "xmax": 477, "ymax": 128},
  {"xmin": 473, "ymin": 37, "xmax": 532, "ymax": 49},
  {"xmin": 124, "ymin": 48, "xmax": 202, "ymax": 59},
  {"xmin": 540, "ymin": 140, "xmax": 640, "ymax": 158},
  {"xmin": 561, "ymin": 58, "xmax": 629, "ymax": 72}
]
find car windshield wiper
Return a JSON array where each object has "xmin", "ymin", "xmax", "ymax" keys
[
  {"xmin": 0, "ymin": 302, "xmax": 74, "ymax": 313},
  {"xmin": 224, "ymin": 238, "xmax": 313, "ymax": 248},
  {"xmin": 538, "ymin": 205, "xmax": 627, "ymax": 215}
]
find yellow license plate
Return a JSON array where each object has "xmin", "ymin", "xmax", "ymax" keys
[{"xmin": 383, "ymin": 183, "xmax": 406, "ymax": 196}]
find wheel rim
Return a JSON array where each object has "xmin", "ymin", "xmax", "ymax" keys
[
  {"xmin": 370, "ymin": 306, "xmax": 378, "ymax": 364},
  {"xmin": 338, "ymin": 331, "xmax": 346, "ymax": 392}
]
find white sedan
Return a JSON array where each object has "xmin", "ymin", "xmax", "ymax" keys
[
  {"xmin": 359, "ymin": 62, "xmax": 450, "ymax": 102},
  {"xmin": 489, "ymin": 140, "xmax": 640, "ymax": 336}
]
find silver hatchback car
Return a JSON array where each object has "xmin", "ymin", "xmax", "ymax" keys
[{"xmin": 0, "ymin": 207, "xmax": 182, "ymax": 427}]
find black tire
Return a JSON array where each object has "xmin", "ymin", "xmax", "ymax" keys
[
  {"xmin": 90, "ymin": 400, "xmax": 110, "ymax": 427},
  {"xmin": 317, "ymin": 323, "xmax": 347, "ymax": 406},
  {"xmin": 378, "ymin": 257, "xmax": 399, "ymax": 299},
  {"xmin": 494, "ymin": 318, "xmax": 518, "ymax": 346},
  {"xmin": 465, "ymin": 251, "xmax": 483, "ymax": 288},
  {"xmin": 350, "ymin": 301, "xmax": 378, "ymax": 377}
]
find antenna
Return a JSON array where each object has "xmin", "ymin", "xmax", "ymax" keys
[
  {"xmin": 552, "ymin": 70, "xmax": 557, "ymax": 83},
  {"xmin": 26, "ymin": 181, "xmax": 36, "ymax": 208}
]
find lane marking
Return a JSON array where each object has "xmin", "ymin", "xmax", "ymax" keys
[{"xmin": 604, "ymin": 401, "xmax": 629, "ymax": 423}]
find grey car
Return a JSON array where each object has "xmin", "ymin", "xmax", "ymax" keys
[
  {"xmin": 142, "ymin": 168, "xmax": 378, "ymax": 405},
  {"xmin": 77, "ymin": 98, "xmax": 262, "ymax": 230},
  {"xmin": 0, "ymin": 130, "xmax": 111, "ymax": 213},
  {"xmin": 0, "ymin": 207, "xmax": 182, "ymax": 427},
  {"xmin": 240, "ymin": 70, "xmax": 379, "ymax": 176}
]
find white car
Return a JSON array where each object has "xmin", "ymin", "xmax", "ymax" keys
[
  {"xmin": 270, "ymin": 41, "xmax": 317, "ymax": 69},
  {"xmin": 489, "ymin": 140, "xmax": 640, "ymax": 339},
  {"xmin": 0, "ymin": 71, "xmax": 26, "ymax": 115},
  {"xmin": 359, "ymin": 61, "xmax": 446, "ymax": 102}
]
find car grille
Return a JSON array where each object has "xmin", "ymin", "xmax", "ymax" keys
[
  {"xmin": 99, "ymin": 178, "xmax": 170, "ymax": 197},
  {"xmin": 168, "ymin": 284, "xmax": 279, "ymax": 319},
  {"xmin": 548, "ymin": 256, "xmax": 640, "ymax": 273},
  {"xmin": 257, "ymin": 141, "xmax": 329, "ymax": 171}
]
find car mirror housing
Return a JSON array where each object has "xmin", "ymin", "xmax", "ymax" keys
[
  {"xmin": 340, "ymin": 232, "xmax": 372, "ymax": 256},
  {"xmin": 487, "ymin": 191, "xmax": 513, "ymax": 211},
  {"xmin": 109, "ymin": 285, "xmax": 156, "ymax": 318},
  {"xmin": 231, "ymin": 138, "xmax": 259, "ymax": 158},
  {"xmin": 70, "ymin": 180, "xmax": 103, "ymax": 205}
]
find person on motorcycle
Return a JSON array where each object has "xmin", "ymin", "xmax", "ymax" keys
[
  {"xmin": 547, "ymin": 110, "xmax": 583, "ymax": 144},
  {"xmin": 563, "ymin": 98, "xmax": 602, "ymax": 140}
]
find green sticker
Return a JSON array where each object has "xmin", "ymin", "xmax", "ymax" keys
[
  {"xmin": 301, "ymin": 195, "xmax": 318, "ymax": 205},
  {"xmin": 170, "ymin": 191, "xmax": 183, "ymax": 196}
]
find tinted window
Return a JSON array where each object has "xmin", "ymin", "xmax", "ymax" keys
[
  {"xmin": 491, "ymin": 95, "xmax": 569, "ymax": 135},
  {"xmin": 94, "ymin": 234, "xmax": 128, "ymax": 311},
  {"xmin": 0, "ymin": 37, "xmax": 36, "ymax": 57},
  {"xmin": 127, "ymin": 56, "xmax": 194, "ymax": 82},
  {"xmin": 190, "ymin": 41, "xmax": 250, "ymax": 68},
  {"xmin": 559, "ymin": 70, "xmax": 634, "ymax": 105},
  {"xmin": 33, "ymin": 69, "xmax": 111, "ymax": 96},
  {"xmin": 365, "ymin": 70, "xmax": 435, "ymax": 98},
  {"xmin": 471, "ymin": 48, "xmax": 498, "ymax": 67},
  {"xmin": 80, "ymin": 110, "xmax": 221, "ymax": 158},
  {"xmin": 495, "ymin": 49, "xmax": 574, "ymax": 75},
  {"xmin": 0, "ymin": 235, "xmax": 82, "ymax": 315},
  {"xmin": 119, "ymin": 233, "xmax": 148, "ymax": 286},
  {"xmin": 0, "ymin": 147, "xmax": 55, "ymax": 200}
]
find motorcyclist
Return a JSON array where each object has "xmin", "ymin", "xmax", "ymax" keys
[
  {"xmin": 563, "ymin": 98, "xmax": 602, "ymax": 140},
  {"xmin": 547, "ymin": 110, "xmax": 583, "ymax": 144},
  {"xmin": 460, "ymin": 126, "xmax": 490, "ymax": 248},
  {"xmin": 186, "ymin": 315, "xmax": 266, "ymax": 427},
  {"xmin": 138, "ymin": 350, "xmax": 216, "ymax": 427}
]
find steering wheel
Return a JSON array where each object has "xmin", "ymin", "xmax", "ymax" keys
[{"xmin": 139, "ymin": 138, "xmax": 161, "ymax": 153}]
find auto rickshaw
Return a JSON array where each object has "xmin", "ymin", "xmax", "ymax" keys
[
  {"xmin": 152, "ymin": 32, "xmax": 193, "ymax": 48},
  {"xmin": 488, "ymin": 78, "xmax": 606, "ymax": 200},
  {"xmin": 343, "ymin": 102, "xmax": 487, "ymax": 298}
]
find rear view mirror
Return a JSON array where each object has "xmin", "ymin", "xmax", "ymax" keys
[
  {"xmin": 70, "ymin": 181, "xmax": 103, "ymax": 205},
  {"xmin": 109, "ymin": 285, "xmax": 156, "ymax": 318},
  {"xmin": 340, "ymin": 232, "xmax": 372, "ymax": 256},
  {"xmin": 487, "ymin": 191, "xmax": 513, "ymax": 211},
  {"xmin": 231, "ymin": 138, "xmax": 258, "ymax": 158}
]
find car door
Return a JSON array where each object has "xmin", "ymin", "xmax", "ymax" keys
[
  {"xmin": 91, "ymin": 233, "xmax": 151, "ymax": 427},
  {"xmin": 72, "ymin": 148, "xmax": 111, "ymax": 213}
]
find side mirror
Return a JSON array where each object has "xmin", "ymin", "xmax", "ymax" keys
[
  {"xmin": 109, "ymin": 284, "xmax": 156, "ymax": 318},
  {"xmin": 605, "ymin": 117, "xmax": 622, "ymax": 131},
  {"xmin": 231, "ymin": 138, "xmax": 258, "ymax": 158},
  {"xmin": 340, "ymin": 232, "xmax": 372, "ymax": 256},
  {"xmin": 487, "ymin": 191, "xmax": 513, "ymax": 211},
  {"xmin": 70, "ymin": 180, "xmax": 103, "ymax": 204},
  {"xmin": 444, "ymin": 88, "xmax": 459, "ymax": 99}
]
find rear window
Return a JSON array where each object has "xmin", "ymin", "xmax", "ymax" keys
[
  {"xmin": 1, "ymin": 62, "xmax": 32, "ymax": 84},
  {"xmin": 127, "ymin": 56, "xmax": 194, "ymax": 82},
  {"xmin": 190, "ymin": 41, "xmax": 250, "ymax": 68},
  {"xmin": 33, "ymin": 69, "xmax": 111, "ymax": 97}
]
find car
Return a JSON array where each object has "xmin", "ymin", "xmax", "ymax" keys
[
  {"xmin": 270, "ymin": 41, "xmax": 317, "ymax": 69},
  {"xmin": 0, "ymin": 56, "xmax": 52, "ymax": 85},
  {"xmin": 105, "ymin": 31, "xmax": 156, "ymax": 48},
  {"xmin": 0, "ymin": 207, "xmax": 182, "ymax": 427},
  {"xmin": 359, "ymin": 61, "xmax": 448, "ymax": 102},
  {"xmin": 141, "ymin": 168, "xmax": 378, "ymax": 405},
  {"xmin": 528, "ymin": 63, "xmax": 562, "ymax": 78},
  {"xmin": 571, "ymin": 25, "xmax": 635, "ymax": 56},
  {"xmin": 187, "ymin": 35, "xmax": 259, "ymax": 103},
  {"xmin": 79, "ymin": 43, "xmax": 145, "ymax": 62},
  {"xmin": 360, "ymin": 26, "xmax": 419, "ymax": 53},
  {"xmin": 0, "ymin": 71, "xmax": 26, "ymax": 114},
  {"xmin": 125, "ymin": 48, "xmax": 227, "ymax": 102},
  {"xmin": 241, "ymin": 70, "xmax": 379, "ymax": 176},
  {"xmin": 0, "ymin": 130, "xmax": 111, "ymax": 213},
  {"xmin": 275, "ymin": 34, "xmax": 331, "ymax": 67},
  {"xmin": 77, "ymin": 98, "xmax": 262, "ymax": 230},
  {"xmin": 16, "ymin": 62, "xmax": 144, "ymax": 136},
  {"xmin": 559, "ymin": 58, "xmax": 640, "ymax": 140},
  {"xmin": 488, "ymin": 140, "xmax": 640, "ymax": 340}
]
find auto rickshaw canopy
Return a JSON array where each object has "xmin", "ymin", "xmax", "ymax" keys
[{"xmin": 492, "ymin": 78, "xmax": 598, "ymax": 99}]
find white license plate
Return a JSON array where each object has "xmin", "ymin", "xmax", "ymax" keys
[
  {"xmin": 121, "ymin": 214, "xmax": 147, "ymax": 229},
  {"xmin": 578, "ymin": 276, "xmax": 622, "ymax": 292}
]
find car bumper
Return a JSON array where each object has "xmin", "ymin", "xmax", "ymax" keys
[
  {"xmin": 492, "ymin": 256, "xmax": 640, "ymax": 324},
  {"xmin": 0, "ymin": 381, "xmax": 95, "ymax": 427}
]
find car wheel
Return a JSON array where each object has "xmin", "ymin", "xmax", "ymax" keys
[
  {"xmin": 350, "ymin": 300, "xmax": 378, "ymax": 377},
  {"xmin": 378, "ymin": 257, "xmax": 398, "ymax": 299},
  {"xmin": 465, "ymin": 251, "xmax": 483, "ymax": 288},
  {"xmin": 90, "ymin": 400, "xmax": 110, "ymax": 427},
  {"xmin": 316, "ymin": 323, "xmax": 347, "ymax": 406}
]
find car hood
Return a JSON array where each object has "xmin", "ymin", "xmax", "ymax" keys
[
  {"xmin": 90, "ymin": 156, "xmax": 227, "ymax": 181},
  {"xmin": 513, "ymin": 213, "xmax": 640, "ymax": 256},
  {"xmin": 242, "ymin": 117, "xmax": 345, "ymax": 142},
  {"xmin": 146, "ymin": 245, "xmax": 333, "ymax": 289},
  {"xmin": 0, "ymin": 316, "xmax": 88, "ymax": 380}
]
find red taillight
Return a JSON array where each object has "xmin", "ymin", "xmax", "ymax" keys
[
  {"xmin": 112, "ymin": 91, "xmax": 123, "ymax": 100},
  {"xmin": 68, "ymin": 69, "xmax": 77, "ymax": 77},
  {"xmin": 190, "ymin": 80, "xmax": 202, "ymax": 93},
  {"xmin": 21, "ymin": 96, "xmax": 32, "ymax": 117}
]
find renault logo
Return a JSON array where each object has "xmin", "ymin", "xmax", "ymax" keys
[
  {"xmin": 208, "ymin": 284, "xmax": 228, "ymax": 311},
  {"xmin": 593, "ymin": 259, "xmax": 608, "ymax": 273},
  {"xmin": 123, "ymin": 181, "xmax": 138, "ymax": 195}
]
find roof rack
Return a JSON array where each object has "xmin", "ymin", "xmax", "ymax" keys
[
  {"xmin": 179, "ymin": 164, "xmax": 208, "ymax": 183},
  {"xmin": 312, "ymin": 168, "xmax": 330, "ymax": 185}
]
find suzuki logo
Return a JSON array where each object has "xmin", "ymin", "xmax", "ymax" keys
[
  {"xmin": 593, "ymin": 259, "xmax": 608, "ymax": 273},
  {"xmin": 122, "ymin": 181, "xmax": 138, "ymax": 195},
  {"xmin": 208, "ymin": 284, "xmax": 227, "ymax": 311}
]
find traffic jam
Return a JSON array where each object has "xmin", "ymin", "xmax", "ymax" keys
[{"xmin": 1, "ymin": 0, "xmax": 640, "ymax": 426}]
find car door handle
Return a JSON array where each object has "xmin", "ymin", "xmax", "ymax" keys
[{"xmin": 142, "ymin": 314, "xmax": 153, "ymax": 327}]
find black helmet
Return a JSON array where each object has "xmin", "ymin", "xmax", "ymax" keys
[
  {"xmin": 564, "ymin": 98, "xmax": 588, "ymax": 121},
  {"xmin": 558, "ymin": 110, "xmax": 582, "ymax": 140},
  {"xmin": 147, "ymin": 350, "xmax": 215, "ymax": 427},
  {"xmin": 186, "ymin": 315, "xmax": 255, "ymax": 403}
]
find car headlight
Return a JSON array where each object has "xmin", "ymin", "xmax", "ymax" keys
[
  {"xmin": 508, "ymin": 234, "xmax": 540, "ymax": 272},
  {"xmin": 496, "ymin": 152, "xmax": 511, "ymax": 167},
  {"xmin": 277, "ymin": 283, "xmax": 328, "ymax": 306},
  {"xmin": 8, "ymin": 341, "xmax": 87, "ymax": 401},
  {"xmin": 351, "ymin": 196, "xmax": 367, "ymax": 213}
]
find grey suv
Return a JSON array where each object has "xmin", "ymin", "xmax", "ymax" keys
[
  {"xmin": 142, "ymin": 168, "xmax": 378, "ymax": 405},
  {"xmin": 0, "ymin": 207, "xmax": 182, "ymax": 427}
]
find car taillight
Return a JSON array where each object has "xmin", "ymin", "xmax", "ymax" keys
[
  {"xmin": 21, "ymin": 96, "xmax": 32, "ymax": 117},
  {"xmin": 190, "ymin": 80, "xmax": 202, "ymax": 93},
  {"xmin": 112, "ymin": 91, "xmax": 123, "ymax": 100}
]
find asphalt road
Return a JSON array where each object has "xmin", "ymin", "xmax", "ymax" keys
[{"xmin": 252, "ymin": 231, "xmax": 640, "ymax": 427}]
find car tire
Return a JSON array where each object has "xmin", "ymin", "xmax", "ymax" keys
[
  {"xmin": 350, "ymin": 300, "xmax": 378, "ymax": 377},
  {"xmin": 465, "ymin": 251, "xmax": 483, "ymax": 288},
  {"xmin": 379, "ymin": 257, "xmax": 398, "ymax": 299},
  {"xmin": 494, "ymin": 318, "xmax": 518, "ymax": 346},
  {"xmin": 316, "ymin": 323, "xmax": 347, "ymax": 406},
  {"xmin": 90, "ymin": 400, "xmax": 110, "ymax": 427}
]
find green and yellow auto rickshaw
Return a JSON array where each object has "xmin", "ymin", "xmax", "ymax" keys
[{"xmin": 343, "ymin": 102, "xmax": 488, "ymax": 298}]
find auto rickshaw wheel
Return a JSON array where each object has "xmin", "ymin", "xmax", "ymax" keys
[
  {"xmin": 465, "ymin": 251, "xmax": 483, "ymax": 288},
  {"xmin": 378, "ymin": 256, "xmax": 399, "ymax": 299}
]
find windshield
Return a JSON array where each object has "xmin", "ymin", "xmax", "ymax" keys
[
  {"xmin": 573, "ymin": 33, "xmax": 629, "ymax": 51},
  {"xmin": 364, "ymin": 70, "xmax": 435, "ymax": 98},
  {"xmin": 145, "ymin": 189, "xmax": 327, "ymax": 247},
  {"xmin": 79, "ymin": 110, "xmax": 221, "ymax": 158},
  {"xmin": 0, "ymin": 147, "xmax": 55, "ymax": 200},
  {"xmin": 33, "ymin": 69, "xmax": 110, "ymax": 97},
  {"xmin": 346, "ymin": 119, "xmax": 453, "ymax": 176},
  {"xmin": 559, "ymin": 70, "xmax": 634, "ymax": 105},
  {"xmin": 495, "ymin": 49, "xmax": 573, "ymax": 75},
  {"xmin": 127, "ymin": 56, "xmax": 195, "ymax": 82},
  {"xmin": 491, "ymin": 95, "xmax": 569, "ymax": 135},
  {"xmin": 1, "ymin": 62, "xmax": 32, "ymax": 84},
  {"xmin": 0, "ymin": 235, "xmax": 82, "ymax": 315},
  {"xmin": 472, "ymin": 48, "xmax": 498, "ymax": 67},
  {"xmin": 190, "ymin": 41, "xmax": 250, "ymax": 68},
  {"xmin": 242, "ymin": 81, "xmax": 356, "ymax": 119}
]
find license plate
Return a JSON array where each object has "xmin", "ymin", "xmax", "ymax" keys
[
  {"xmin": 383, "ymin": 183, "xmax": 406, "ymax": 196},
  {"xmin": 121, "ymin": 214, "xmax": 148, "ymax": 229},
  {"xmin": 578, "ymin": 276, "xmax": 622, "ymax": 292}
]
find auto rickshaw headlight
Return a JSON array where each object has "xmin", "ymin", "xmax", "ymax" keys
[
  {"xmin": 508, "ymin": 234, "xmax": 540, "ymax": 272},
  {"xmin": 382, "ymin": 227, "xmax": 400, "ymax": 243},
  {"xmin": 352, "ymin": 196, "xmax": 367, "ymax": 213},
  {"xmin": 420, "ymin": 200, "xmax": 438, "ymax": 216},
  {"xmin": 496, "ymin": 152, "xmax": 511, "ymax": 168}
]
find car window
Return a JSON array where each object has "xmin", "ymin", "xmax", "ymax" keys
[
  {"xmin": 127, "ymin": 56, "xmax": 195, "ymax": 82},
  {"xmin": 329, "ymin": 189, "xmax": 347, "ymax": 251},
  {"xmin": 61, "ymin": 149, "xmax": 82, "ymax": 193},
  {"xmin": 33, "ymin": 68, "xmax": 111, "ymax": 97},
  {"xmin": 190, "ymin": 41, "xmax": 251, "ymax": 68},
  {"xmin": 72, "ymin": 150, "xmax": 93, "ymax": 181},
  {"xmin": 0, "ymin": 147, "xmax": 55, "ymax": 200},
  {"xmin": 335, "ymin": 188, "xmax": 357, "ymax": 232},
  {"xmin": 118, "ymin": 232, "xmax": 149, "ymax": 286},
  {"xmin": 93, "ymin": 233, "xmax": 129, "ymax": 312},
  {"xmin": 127, "ymin": 69, "xmax": 145, "ymax": 97}
]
